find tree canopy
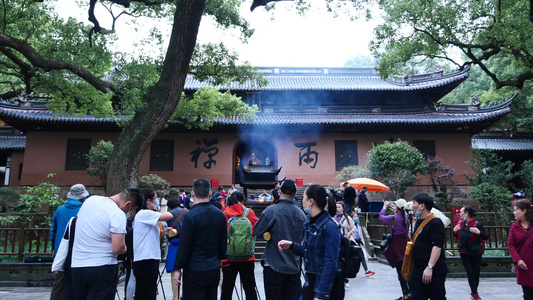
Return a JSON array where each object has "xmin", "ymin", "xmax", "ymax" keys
[
  {"xmin": 367, "ymin": 140, "xmax": 426, "ymax": 198},
  {"xmin": 371, "ymin": 0, "xmax": 533, "ymax": 89},
  {"xmin": 0, "ymin": 0, "xmax": 266, "ymax": 192}
]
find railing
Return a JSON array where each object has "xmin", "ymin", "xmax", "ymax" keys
[
  {"xmin": 364, "ymin": 215, "xmax": 511, "ymax": 254},
  {"xmin": 0, "ymin": 227, "xmax": 53, "ymax": 262}
]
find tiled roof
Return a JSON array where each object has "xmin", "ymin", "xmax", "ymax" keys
[
  {"xmin": 0, "ymin": 104, "xmax": 121, "ymax": 124},
  {"xmin": 218, "ymin": 106, "xmax": 510, "ymax": 125},
  {"xmin": 184, "ymin": 66, "xmax": 470, "ymax": 91},
  {"xmin": 0, "ymin": 135, "xmax": 26, "ymax": 150},
  {"xmin": 472, "ymin": 139, "xmax": 533, "ymax": 151},
  {"xmin": 0, "ymin": 97, "xmax": 511, "ymax": 126}
]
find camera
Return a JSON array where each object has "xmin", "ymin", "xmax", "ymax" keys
[{"xmin": 380, "ymin": 233, "xmax": 393, "ymax": 250}]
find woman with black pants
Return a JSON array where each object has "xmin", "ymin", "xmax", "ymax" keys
[
  {"xmin": 278, "ymin": 184, "xmax": 344, "ymax": 300},
  {"xmin": 380, "ymin": 199, "xmax": 410, "ymax": 300},
  {"xmin": 453, "ymin": 206, "xmax": 488, "ymax": 300},
  {"xmin": 133, "ymin": 188, "xmax": 173, "ymax": 300}
]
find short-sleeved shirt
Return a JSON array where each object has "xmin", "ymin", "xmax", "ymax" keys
[
  {"xmin": 412, "ymin": 216, "xmax": 446, "ymax": 267},
  {"xmin": 133, "ymin": 209, "xmax": 162, "ymax": 262},
  {"xmin": 71, "ymin": 196, "xmax": 127, "ymax": 268}
]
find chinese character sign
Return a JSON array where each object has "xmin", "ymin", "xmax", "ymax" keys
[
  {"xmin": 294, "ymin": 141, "xmax": 318, "ymax": 168},
  {"xmin": 190, "ymin": 139, "xmax": 219, "ymax": 169}
]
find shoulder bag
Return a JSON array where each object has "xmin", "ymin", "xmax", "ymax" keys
[
  {"xmin": 511, "ymin": 225, "xmax": 533, "ymax": 274},
  {"xmin": 401, "ymin": 214, "xmax": 436, "ymax": 281},
  {"xmin": 51, "ymin": 217, "xmax": 76, "ymax": 272}
]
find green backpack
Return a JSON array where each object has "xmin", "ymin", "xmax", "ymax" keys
[{"xmin": 227, "ymin": 208, "xmax": 255, "ymax": 261}]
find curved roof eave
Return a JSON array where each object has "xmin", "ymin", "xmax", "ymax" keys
[{"xmin": 183, "ymin": 66, "xmax": 470, "ymax": 92}]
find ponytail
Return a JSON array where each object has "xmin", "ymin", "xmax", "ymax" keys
[{"xmin": 326, "ymin": 192, "xmax": 336, "ymax": 217}]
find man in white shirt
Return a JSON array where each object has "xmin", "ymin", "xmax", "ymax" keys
[{"xmin": 70, "ymin": 188, "xmax": 144, "ymax": 300}]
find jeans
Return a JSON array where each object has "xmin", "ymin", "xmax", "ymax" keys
[
  {"xmin": 263, "ymin": 266, "xmax": 301, "ymax": 300},
  {"xmin": 182, "ymin": 267, "xmax": 220, "ymax": 300},
  {"xmin": 460, "ymin": 254, "xmax": 481, "ymax": 294},
  {"xmin": 221, "ymin": 261, "xmax": 257, "ymax": 300},
  {"xmin": 409, "ymin": 264, "xmax": 447, "ymax": 300},
  {"xmin": 302, "ymin": 273, "xmax": 345, "ymax": 300},
  {"xmin": 133, "ymin": 259, "xmax": 160, "ymax": 300}
]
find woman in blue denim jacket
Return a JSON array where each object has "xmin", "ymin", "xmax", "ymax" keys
[{"xmin": 279, "ymin": 184, "xmax": 343, "ymax": 300}]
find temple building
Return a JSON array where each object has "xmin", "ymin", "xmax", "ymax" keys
[{"xmin": 0, "ymin": 66, "xmax": 516, "ymax": 191}]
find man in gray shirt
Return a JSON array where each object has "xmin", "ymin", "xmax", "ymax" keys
[{"xmin": 254, "ymin": 179, "xmax": 306, "ymax": 300}]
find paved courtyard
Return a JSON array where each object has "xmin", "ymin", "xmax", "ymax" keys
[{"xmin": 0, "ymin": 261, "xmax": 524, "ymax": 300}]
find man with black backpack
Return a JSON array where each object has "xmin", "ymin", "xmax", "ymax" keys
[{"xmin": 221, "ymin": 191, "xmax": 259, "ymax": 300}]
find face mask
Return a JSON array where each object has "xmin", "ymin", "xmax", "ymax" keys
[
  {"xmin": 304, "ymin": 208, "xmax": 311, "ymax": 215},
  {"xmin": 415, "ymin": 210, "xmax": 422, "ymax": 217},
  {"xmin": 353, "ymin": 217, "xmax": 360, "ymax": 223},
  {"xmin": 336, "ymin": 212, "xmax": 343, "ymax": 216}
]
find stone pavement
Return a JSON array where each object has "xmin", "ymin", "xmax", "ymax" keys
[{"xmin": 0, "ymin": 261, "xmax": 524, "ymax": 300}]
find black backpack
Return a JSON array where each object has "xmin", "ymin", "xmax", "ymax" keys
[
  {"xmin": 339, "ymin": 236, "xmax": 363, "ymax": 278},
  {"xmin": 320, "ymin": 219, "xmax": 363, "ymax": 279}
]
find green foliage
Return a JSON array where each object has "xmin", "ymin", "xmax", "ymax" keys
[
  {"xmin": 138, "ymin": 174, "xmax": 170, "ymax": 197},
  {"xmin": 371, "ymin": 0, "xmax": 533, "ymax": 89},
  {"xmin": 425, "ymin": 156, "xmax": 465, "ymax": 210},
  {"xmin": 520, "ymin": 160, "xmax": 533, "ymax": 197},
  {"xmin": 367, "ymin": 140, "xmax": 426, "ymax": 198},
  {"xmin": 86, "ymin": 140, "xmax": 114, "ymax": 192},
  {"xmin": 468, "ymin": 183, "xmax": 513, "ymax": 223},
  {"xmin": 190, "ymin": 43, "xmax": 268, "ymax": 86},
  {"xmin": 0, "ymin": 187, "xmax": 20, "ymax": 213},
  {"xmin": 336, "ymin": 165, "xmax": 371, "ymax": 182},
  {"xmin": 0, "ymin": 1, "xmax": 114, "ymax": 112},
  {"xmin": 16, "ymin": 174, "xmax": 62, "ymax": 228},
  {"xmin": 171, "ymin": 87, "xmax": 258, "ymax": 130},
  {"xmin": 440, "ymin": 61, "xmax": 533, "ymax": 134},
  {"xmin": 466, "ymin": 150, "xmax": 515, "ymax": 220},
  {"xmin": 466, "ymin": 150, "xmax": 515, "ymax": 188}
]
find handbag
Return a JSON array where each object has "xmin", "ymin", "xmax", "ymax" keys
[
  {"xmin": 511, "ymin": 225, "xmax": 533, "ymax": 273},
  {"xmin": 401, "ymin": 214, "xmax": 436, "ymax": 281},
  {"xmin": 51, "ymin": 217, "xmax": 76, "ymax": 272}
]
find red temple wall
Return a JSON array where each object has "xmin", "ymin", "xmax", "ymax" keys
[{"xmin": 18, "ymin": 131, "xmax": 473, "ymax": 188}]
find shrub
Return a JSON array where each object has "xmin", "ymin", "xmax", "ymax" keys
[
  {"xmin": 0, "ymin": 187, "xmax": 20, "ymax": 213},
  {"xmin": 336, "ymin": 165, "xmax": 372, "ymax": 182},
  {"xmin": 138, "ymin": 174, "xmax": 170, "ymax": 197},
  {"xmin": 368, "ymin": 140, "xmax": 426, "ymax": 198},
  {"xmin": 16, "ymin": 174, "xmax": 62, "ymax": 227}
]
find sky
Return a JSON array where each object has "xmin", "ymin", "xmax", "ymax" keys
[{"xmin": 57, "ymin": 1, "xmax": 380, "ymax": 68}]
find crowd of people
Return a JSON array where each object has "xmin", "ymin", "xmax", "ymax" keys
[{"xmin": 47, "ymin": 180, "xmax": 533, "ymax": 300}]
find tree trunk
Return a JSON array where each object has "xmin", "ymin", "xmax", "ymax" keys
[{"xmin": 105, "ymin": 0, "xmax": 207, "ymax": 194}]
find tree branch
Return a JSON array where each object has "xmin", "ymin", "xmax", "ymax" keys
[{"xmin": 0, "ymin": 34, "xmax": 115, "ymax": 93}]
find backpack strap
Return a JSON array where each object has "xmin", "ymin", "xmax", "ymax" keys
[{"xmin": 243, "ymin": 207, "xmax": 250, "ymax": 218}]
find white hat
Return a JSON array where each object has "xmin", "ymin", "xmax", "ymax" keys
[
  {"xmin": 394, "ymin": 198, "xmax": 407, "ymax": 209},
  {"xmin": 67, "ymin": 184, "xmax": 89, "ymax": 200}
]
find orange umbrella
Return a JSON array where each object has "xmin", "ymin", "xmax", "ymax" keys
[{"xmin": 339, "ymin": 178, "xmax": 390, "ymax": 192}]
